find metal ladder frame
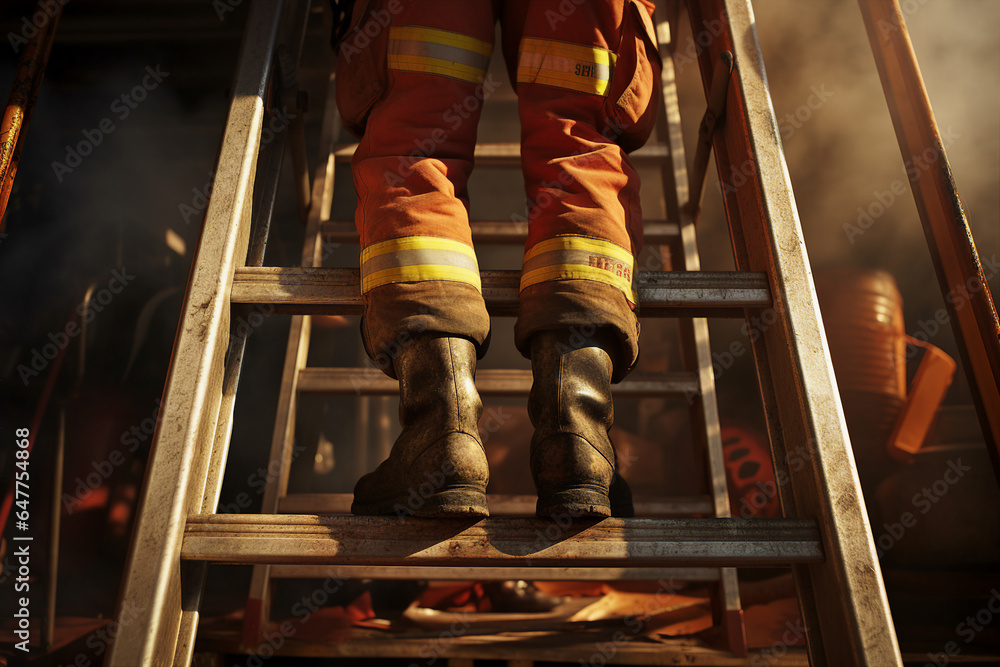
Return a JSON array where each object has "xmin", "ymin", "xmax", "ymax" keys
[
  {"xmin": 685, "ymin": 2, "xmax": 900, "ymax": 664},
  {"xmin": 106, "ymin": 1, "xmax": 902, "ymax": 665},
  {"xmin": 239, "ymin": 0, "xmax": 749, "ymax": 655}
]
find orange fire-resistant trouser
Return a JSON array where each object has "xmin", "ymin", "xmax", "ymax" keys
[{"xmin": 336, "ymin": 0, "xmax": 660, "ymax": 381}]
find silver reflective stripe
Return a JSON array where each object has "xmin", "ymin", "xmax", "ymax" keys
[
  {"xmin": 390, "ymin": 39, "xmax": 491, "ymax": 75},
  {"xmin": 362, "ymin": 247, "xmax": 480, "ymax": 276}
]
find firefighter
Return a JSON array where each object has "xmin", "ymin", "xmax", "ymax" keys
[{"xmin": 334, "ymin": 0, "xmax": 661, "ymax": 518}]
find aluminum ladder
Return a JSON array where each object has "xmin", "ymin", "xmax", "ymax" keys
[
  {"xmin": 106, "ymin": 1, "xmax": 902, "ymax": 665},
  {"xmin": 240, "ymin": 2, "xmax": 748, "ymax": 658}
]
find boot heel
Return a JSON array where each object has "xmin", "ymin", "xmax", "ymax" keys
[
  {"xmin": 415, "ymin": 486, "xmax": 489, "ymax": 518},
  {"xmin": 536, "ymin": 488, "xmax": 611, "ymax": 519}
]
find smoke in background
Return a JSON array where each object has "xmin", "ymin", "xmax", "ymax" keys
[
  {"xmin": 0, "ymin": 0, "xmax": 995, "ymax": 633},
  {"xmin": 672, "ymin": 0, "xmax": 999, "ymax": 409}
]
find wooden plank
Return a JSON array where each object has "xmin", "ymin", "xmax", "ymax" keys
[
  {"xmin": 687, "ymin": 1, "xmax": 902, "ymax": 665},
  {"xmin": 277, "ymin": 492, "xmax": 715, "ymax": 516},
  {"xmin": 182, "ymin": 515, "xmax": 823, "ymax": 567},
  {"xmin": 105, "ymin": 3, "xmax": 285, "ymax": 665},
  {"xmin": 296, "ymin": 368, "xmax": 700, "ymax": 397},
  {"xmin": 320, "ymin": 220, "xmax": 682, "ymax": 245},
  {"xmin": 229, "ymin": 267, "xmax": 771, "ymax": 317}
]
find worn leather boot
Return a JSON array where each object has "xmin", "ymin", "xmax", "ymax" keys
[
  {"xmin": 352, "ymin": 335, "xmax": 489, "ymax": 517},
  {"xmin": 528, "ymin": 329, "xmax": 632, "ymax": 518}
]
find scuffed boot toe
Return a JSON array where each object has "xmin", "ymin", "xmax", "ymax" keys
[{"xmin": 351, "ymin": 433, "xmax": 489, "ymax": 518}]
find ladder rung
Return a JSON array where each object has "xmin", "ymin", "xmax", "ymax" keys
[
  {"xmin": 182, "ymin": 515, "xmax": 822, "ymax": 567},
  {"xmin": 230, "ymin": 267, "xmax": 771, "ymax": 317},
  {"xmin": 278, "ymin": 493, "xmax": 715, "ymax": 516},
  {"xmin": 297, "ymin": 368, "xmax": 699, "ymax": 396},
  {"xmin": 320, "ymin": 220, "xmax": 682, "ymax": 245},
  {"xmin": 268, "ymin": 564, "xmax": 722, "ymax": 582},
  {"xmin": 333, "ymin": 142, "xmax": 671, "ymax": 166}
]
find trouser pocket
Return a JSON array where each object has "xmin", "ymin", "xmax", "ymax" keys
[
  {"xmin": 603, "ymin": 0, "xmax": 662, "ymax": 153},
  {"xmin": 335, "ymin": 0, "xmax": 390, "ymax": 137}
]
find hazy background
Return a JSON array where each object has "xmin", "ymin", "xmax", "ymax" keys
[{"xmin": 0, "ymin": 0, "xmax": 996, "ymax": 660}]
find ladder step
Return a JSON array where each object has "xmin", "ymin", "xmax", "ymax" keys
[
  {"xmin": 297, "ymin": 368, "xmax": 699, "ymax": 396},
  {"xmin": 230, "ymin": 267, "xmax": 771, "ymax": 317},
  {"xmin": 182, "ymin": 515, "xmax": 822, "ymax": 567},
  {"xmin": 334, "ymin": 141, "xmax": 671, "ymax": 167},
  {"xmin": 278, "ymin": 493, "xmax": 715, "ymax": 516},
  {"xmin": 320, "ymin": 220, "xmax": 682, "ymax": 245},
  {"xmin": 268, "ymin": 564, "xmax": 722, "ymax": 582}
]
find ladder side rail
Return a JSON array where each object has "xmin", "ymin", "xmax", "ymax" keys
[
  {"xmin": 106, "ymin": 2, "xmax": 285, "ymax": 665},
  {"xmin": 685, "ymin": 1, "xmax": 901, "ymax": 665},
  {"xmin": 194, "ymin": 75, "xmax": 292, "ymax": 527},
  {"xmin": 173, "ymin": 17, "xmax": 305, "ymax": 658},
  {"xmin": 244, "ymin": 69, "xmax": 342, "ymax": 647},
  {"xmin": 651, "ymin": 2, "xmax": 745, "ymax": 656},
  {"xmin": 857, "ymin": 0, "xmax": 1000, "ymax": 477},
  {"xmin": 174, "ymin": 126, "xmax": 286, "ymax": 667}
]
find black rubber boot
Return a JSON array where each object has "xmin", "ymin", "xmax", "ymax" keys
[
  {"xmin": 351, "ymin": 335, "xmax": 489, "ymax": 517},
  {"xmin": 528, "ymin": 329, "xmax": 631, "ymax": 518}
]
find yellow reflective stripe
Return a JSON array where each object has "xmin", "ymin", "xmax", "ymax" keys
[
  {"xmin": 523, "ymin": 235, "xmax": 632, "ymax": 265},
  {"xmin": 363, "ymin": 265, "xmax": 482, "ymax": 293},
  {"xmin": 388, "ymin": 55, "xmax": 486, "ymax": 84},
  {"xmin": 520, "ymin": 235, "xmax": 636, "ymax": 304},
  {"xmin": 391, "ymin": 26, "xmax": 492, "ymax": 56},
  {"xmin": 388, "ymin": 26, "xmax": 492, "ymax": 84},
  {"xmin": 362, "ymin": 236, "xmax": 477, "ymax": 263},
  {"xmin": 520, "ymin": 37, "xmax": 615, "ymax": 66},
  {"xmin": 520, "ymin": 266, "xmax": 636, "ymax": 305},
  {"xmin": 517, "ymin": 37, "xmax": 617, "ymax": 96},
  {"xmin": 361, "ymin": 236, "xmax": 482, "ymax": 294}
]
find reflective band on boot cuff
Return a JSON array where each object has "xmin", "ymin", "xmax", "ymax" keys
[
  {"xmin": 362, "ymin": 236, "xmax": 482, "ymax": 294},
  {"xmin": 520, "ymin": 235, "xmax": 636, "ymax": 305},
  {"xmin": 517, "ymin": 37, "xmax": 617, "ymax": 96},
  {"xmin": 388, "ymin": 27, "xmax": 492, "ymax": 84}
]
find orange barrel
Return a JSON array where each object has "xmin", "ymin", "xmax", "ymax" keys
[{"xmin": 816, "ymin": 269, "xmax": 907, "ymax": 484}]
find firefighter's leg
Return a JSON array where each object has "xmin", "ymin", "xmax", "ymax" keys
[
  {"xmin": 336, "ymin": 0, "xmax": 501, "ymax": 516},
  {"xmin": 501, "ymin": 0, "xmax": 660, "ymax": 517}
]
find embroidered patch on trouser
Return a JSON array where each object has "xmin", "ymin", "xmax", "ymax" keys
[{"xmin": 520, "ymin": 235, "xmax": 636, "ymax": 305}]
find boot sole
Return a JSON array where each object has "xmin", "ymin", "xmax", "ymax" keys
[
  {"xmin": 536, "ymin": 488, "xmax": 611, "ymax": 519},
  {"xmin": 352, "ymin": 486, "xmax": 489, "ymax": 518}
]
